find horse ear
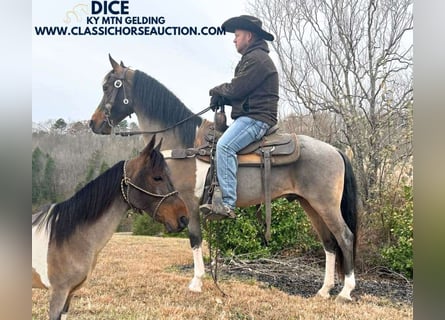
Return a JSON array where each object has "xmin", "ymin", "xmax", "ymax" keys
[
  {"xmin": 154, "ymin": 138, "xmax": 163, "ymax": 152},
  {"xmin": 120, "ymin": 61, "xmax": 127, "ymax": 68},
  {"xmin": 140, "ymin": 135, "xmax": 157, "ymax": 157},
  {"xmin": 109, "ymin": 54, "xmax": 120, "ymax": 72}
]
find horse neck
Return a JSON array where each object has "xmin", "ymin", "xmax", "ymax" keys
[
  {"xmin": 129, "ymin": 70, "xmax": 201, "ymax": 149},
  {"xmin": 78, "ymin": 198, "xmax": 129, "ymax": 251},
  {"xmin": 134, "ymin": 108, "xmax": 192, "ymax": 150}
]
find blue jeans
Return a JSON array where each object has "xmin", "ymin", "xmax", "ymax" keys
[{"xmin": 216, "ymin": 116, "xmax": 270, "ymax": 209}]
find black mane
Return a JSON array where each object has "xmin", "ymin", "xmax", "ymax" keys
[
  {"xmin": 33, "ymin": 161, "xmax": 125, "ymax": 246},
  {"xmin": 133, "ymin": 70, "xmax": 202, "ymax": 147}
]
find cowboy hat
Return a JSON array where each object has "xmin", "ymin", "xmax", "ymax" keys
[{"xmin": 222, "ymin": 15, "xmax": 274, "ymax": 41}]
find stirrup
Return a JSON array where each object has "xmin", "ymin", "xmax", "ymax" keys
[{"xmin": 199, "ymin": 204, "xmax": 236, "ymax": 221}]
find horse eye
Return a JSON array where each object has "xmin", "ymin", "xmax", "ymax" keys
[{"xmin": 153, "ymin": 176, "xmax": 163, "ymax": 182}]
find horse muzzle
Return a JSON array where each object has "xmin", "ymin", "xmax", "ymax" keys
[
  {"xmin": 179, "ymin": 215, "xmax": 189, "ymax": 229},
  {"xmin": 165, "ymin": 215, "xmax": 189, "ymax": 233},
  {"xmin": 89, "ymin": 118, "xmax": 112, "ymax": 135}
]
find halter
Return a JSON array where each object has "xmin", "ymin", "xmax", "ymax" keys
[
  {"xmin": 103, "ymin": 67, "xmax": 133, "ymax": 127},
  {"xmin": 120, "ymin": 160, "xmax": 179, "ymax": 220}
]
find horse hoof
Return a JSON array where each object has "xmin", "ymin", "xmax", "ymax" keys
[
  {"xmin": 188, "ymin": 285, "xmax": 202, "ymax": 293},
  {"xmin": 335, "ymin": 295, "xmax": 353, "ymax": 304},
  {"xmin": 316, "ymin": 290, "xmax": 331, "ymax": 299},
  {"xmin": 188, "ymin": 278, "xmax": 203, "ymax": 293}
]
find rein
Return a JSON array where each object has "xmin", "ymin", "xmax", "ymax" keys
[
  {"xmin": 114, "ymin": 106, "xmax": 212, "ymax": 136},
  {"xmin": 205, "ymin": 219, "xmax": 229, "ymax": 297},
  {"xmin": 120, "ymin": 160, "xmax": 178, "ymax": 219}
]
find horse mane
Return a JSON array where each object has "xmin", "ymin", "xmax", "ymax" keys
[
  {"xmin": 133, "ymin": 70, "xmax": 203, "ymax": 147},
  {"xmin": 32, "ymin": 161, "xmax": 125, "ymax": 246}
]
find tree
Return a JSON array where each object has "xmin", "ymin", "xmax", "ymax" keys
[
  {"xmin": 74, "ymin": 150, "xmax": 103, "ymax": 191},
  {"xmin": 250, "ymin": 0, "xmax": 413, "ymax": 205},
  {"xmin": 99, "ymin": 161, "xmax": 110, "ymax": 174},
  {"xmin": 32, "ymin": 148, "xmax": 58, "ymax": 204},
  {"xmin": 42, "ymin": 155, "xmax": 57, "ymax": 202},
  {"xmin": 52, "ymin": 118, "xmax": 67, "ymax": 132},
  {"xmin": 68, "ymin": 121, "xmax": 90, "ymax": 134},
  {"xmin": 32, "ymin": 147, "xmax": 44, "ymax": 204},
  {"xmin": 129, "ymin": 121, "xmax": 139, "ymax": 131},
  {"xmin": 117, "ymin": 119, "xmax": 128, "ymax": 131}
]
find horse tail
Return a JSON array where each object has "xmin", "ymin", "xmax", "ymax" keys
[{"xmin": 336, "ymin": 149, "xmax": 359, "ymax": 277}]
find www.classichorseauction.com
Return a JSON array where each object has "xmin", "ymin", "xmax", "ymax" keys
[{"xmin": 34, "ymin": 1, "xmax": 225, "ymax": 36}]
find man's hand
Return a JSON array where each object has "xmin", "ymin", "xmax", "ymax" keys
[{"xmin": 210, "ymin": 95, "xmax": 226, "ymax": 111}]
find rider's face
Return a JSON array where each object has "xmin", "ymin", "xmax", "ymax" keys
[{"xmin": 234, "ymin": 30, "xmax": 253, "ymax": 54}]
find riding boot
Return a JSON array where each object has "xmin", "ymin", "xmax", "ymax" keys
[
  {"xmin": 199, "ymin": 203, "xmax": 236, "ymax": 220},
  {"xmin": 199, "ymin": 186, "xmax": 236, "ymax": 220},
  {"xmin": 211, "ymin": 186, "xmax": 224, "ymax": 213}
]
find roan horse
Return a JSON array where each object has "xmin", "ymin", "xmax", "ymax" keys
[
  {"xmin": 90, "ymin": 55, "xmax": 359, "ymax": 303},
  {"xmin": 32, "ymin": 136, "xmax": 189, "ymax": 320}
]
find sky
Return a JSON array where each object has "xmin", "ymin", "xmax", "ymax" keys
[{"xmin": 32, "ymin": 0, "xmax": 252, "ymax": 124}]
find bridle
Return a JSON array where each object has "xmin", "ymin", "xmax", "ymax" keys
[
  {"xmin": 120, "ymin": 160, "xmax": 179, "ymax": 220},
  {"xmin": 103, "ymin": 67, "xmax": 133, "ymax": 128},
  {"xmin": 100, "ymin": 67, "xmax": 212, "ymax": 136}
]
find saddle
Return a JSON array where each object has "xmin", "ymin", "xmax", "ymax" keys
[
  {"xmin": 192, "ymin": 124, "xmax": 300, "ymax": 166},
  {"xmin": 167, "ymin": 112, "xmax": 300, "ymax": 241}
]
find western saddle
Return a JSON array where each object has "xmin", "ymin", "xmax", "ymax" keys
[{"xmin": 167, "ymin": 112, "xmax": 300, "ymax": 241}]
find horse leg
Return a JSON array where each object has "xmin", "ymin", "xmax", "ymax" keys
[
  {"xmin": 60, "ymin": 293, "xmax": 73, "ymax": 320},
  {"xmin": 49, "ymin": 287, "xmax": 70, "ymax": 320},
  {"xmin": 298, "ymin": 199, "xmax": 337, "ymax": 299},
  {"xmin": 187, "ymin": 209, "xmax": 205, "ymax": 292},
  {"xmin": 332, "ymin": 225, "xmax": 356, "ymax": 303},
  {"xmin": 310, "ymin": 204, "xmax": 355, "ymax": 302},
  {"xmin": 189, "ymin": 245, "xmax": 206, "ymax": 292}
]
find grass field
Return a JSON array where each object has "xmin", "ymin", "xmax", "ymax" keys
[{"xmin": 32, "ymin": 234, "xmax": 413, "ymax": 319}]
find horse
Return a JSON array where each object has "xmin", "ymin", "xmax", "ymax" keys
[
  {"xmin": 32, "ymin": 136, "xmax": 189, "ymax": 320},
  {"xmin": 89, "ymin": 55, "xmax": 359, "ymax": 303}
]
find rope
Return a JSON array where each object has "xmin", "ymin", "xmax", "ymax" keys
[
  {"xmin": 204, "ymin": 111, "xmax": 229, "ymax": 297},
  {"xmin": 205, "ymin": 219, "xmax": 229, "ymax": 297},
  {"xmin": 114, "ymin": 106, "xmax": 212, "ymax": 136}
]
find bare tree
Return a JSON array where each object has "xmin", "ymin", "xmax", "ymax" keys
[
  {"xmin": 32, "ymin": 124, "xmax": 145, "ymax": 200},
  {"xmin": 251, "ymin": 0, "xmax": 413, "ymax": 204}
]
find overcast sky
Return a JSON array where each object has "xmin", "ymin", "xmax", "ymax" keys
[{"xmin": 32, "ymin": 0, "xmax": 252, "ymax": 124}]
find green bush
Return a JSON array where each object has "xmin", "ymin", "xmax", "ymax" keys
[
  {"xmin": 205, "ymin": 198, "xmax": 321, "ymax": 259},
  {"xmin": 206, "ymin": 209, "xmax": 267, "ymax": 258},
  {"xmin": 380, "ymin": 186, "xmax": 413, "ymax": 278},
  {"xmin": 131, "ymin": 212, "xmax": 188, "ymax": 238},
  {"xmin": 132, "ymin": 213, "xmax": 164, "ymax": 236}
]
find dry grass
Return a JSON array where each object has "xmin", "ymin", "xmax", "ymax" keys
[{"xmin": 32, "ymin": 234, "xmax": 413, "ymax": 319}]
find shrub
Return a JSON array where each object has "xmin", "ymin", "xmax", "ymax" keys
[
  {"xmin": 132, "ymin": 213, "xmax": 164, "ymax": 236},
  {"xmin": 268, "ymin": 199, "xmax": 321, "ymax": 253},
  {"xmin": 205, "ymin": 198, "xmax": 321, "ymax": 259},
  {"xmin": 116, "ymin": 215, "xmax": 134, "ymax": 232},
  {"xmin": 131, "ymin": 212, "xmax": 188, "ymax": 238},
  {"xmin": 380, "ymin": 186, "xmax": 413, "ymax": 278}
]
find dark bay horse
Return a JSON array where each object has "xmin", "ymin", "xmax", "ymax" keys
[
  {"xmin": 89, "ymin": 56, "xmax": 358, "ymax": 302},
  {"xmin": 32, "ymin": 136, "xmax": 189, "ymax": 320}
]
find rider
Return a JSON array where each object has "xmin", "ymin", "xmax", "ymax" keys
[{"xmin": 200, "ymin": 15, "xmax": 279, "ymax": 220}]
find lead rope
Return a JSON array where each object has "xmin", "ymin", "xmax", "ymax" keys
[
  {"xmin": 206, "ymin": 110, "xmax": 228, "ymax": 297},
  {"xmin": 205, "ymin": 218, "xmax": 228, "ymax": 297}
]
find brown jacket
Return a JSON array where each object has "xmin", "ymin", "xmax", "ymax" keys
[{"xmin": 210, "ymin": 39, "xmax": 279, "ymax": 126}]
